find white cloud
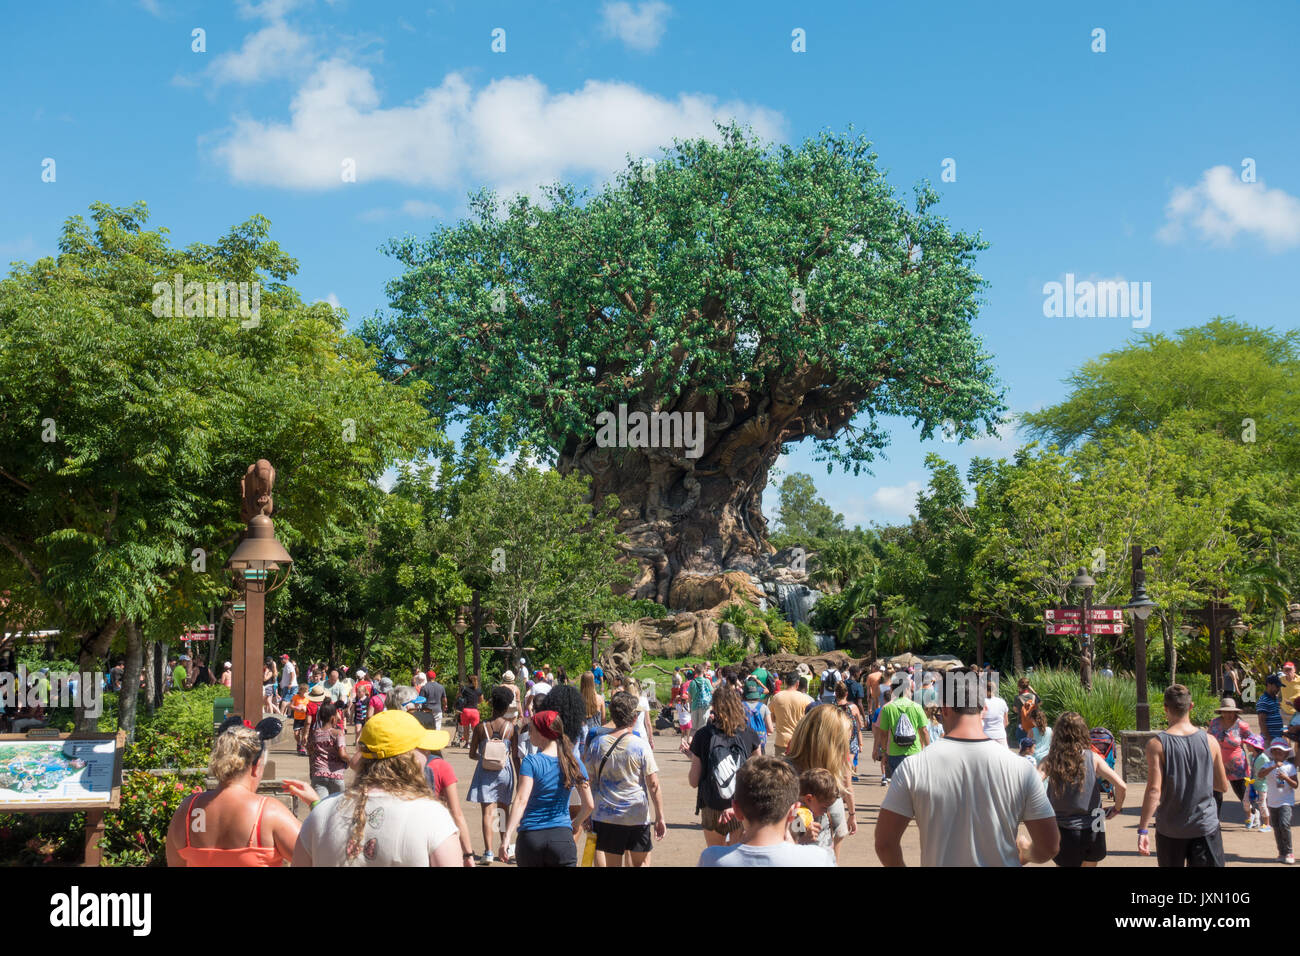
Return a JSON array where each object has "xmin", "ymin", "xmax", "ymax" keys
[
  {"xmin": 1158, "ymin": 165, "xmax": 1300, "ymax": 250},
  {"xmin": 213, "ymin": 62, "xmax": 784, "ymax": 193},
  {"xmin": 209, "ymin": 20, "xmax": 313, "ymax": 85},
  {"xmin": 139, "ymin": 0, "xmax": 163, "ymax": 16},
  {"xmin": 316, "ymin": 292, "xmax": 341, "ymax": 309},
  {"xmin": 358, "ymin": 198, "xmax": 445, "ymax": 222},
  {"xmin": 867, "ymin": 481, "xmax": 923, "ymax": 522},
  {"xmin": 601, "ymin": 1, "xmax": 672, "ymax": 51}
]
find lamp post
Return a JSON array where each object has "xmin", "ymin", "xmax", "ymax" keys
[
  {"xmin": 225, "ymin": 508, "xmax": 293, "ymax": 725},
  {"xmin": 1125, "ymin": 545, "xmax": 1159, "ymax": 731},
  {"xmin": 1070, "ymin": 568, "xmax": 1097, "ymax": 692}
]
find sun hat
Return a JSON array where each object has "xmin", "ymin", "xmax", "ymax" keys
[
  {"xmin": 502, "ymin": 670, "xmax": 515, "ymax": 682},
  {"xmin": 1216, "ymin": 697, "xmax": 1243, "ymax": 713},
  {"xmin": 359, "ymin": 709, "xmax": 450, "ymax": 758},
  {"xmin": 1268, "ymin": 737, "xmax": 1292, "ymax": 753},
  {"xmin": 1245, "ymin": 733, "xmax": 1267, "ymax": 750},
  {"xmin": 306, "ymin": 685, "xmax": 328, "ymax": 702}
]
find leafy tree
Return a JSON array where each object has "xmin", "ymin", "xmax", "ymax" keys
[
  {"xmin": 447, "ymin": 463, "xmax": 656, "ymax": 668},
  {"xmin": 0, "ymin": 203, "xmax": 435, "ymax": 730},
  {"xmin": 366, "ymin": 126, "xmax": 1004, "ymax": 610},
  {"xmin": 775, "ymin": 473, "xmax": 845, "ymax": 543}
]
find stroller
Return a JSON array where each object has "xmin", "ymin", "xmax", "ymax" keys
[{"xmin": 1089, "ymin": 727, "xmax": 1118, "ymax": 795}]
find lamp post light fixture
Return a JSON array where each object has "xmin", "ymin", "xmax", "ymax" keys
[
  {"xmin": 1125, "ymin": 545, "xmax": 1159, "ymax": 732},
  {"xmin": 226, "ymin": 493, "xmax": 293, "ymax": 726},
  {"xmin": 1231, "ymin": 617, "xmax": 1250, "ymax": 638},
  {"xmin": 1288, "ymin": 603, "xmax": 1300, "ymax": 625},
  {"xmin": 1070, "ymin": 568, "xmax": 1097, "ymax": 692}
]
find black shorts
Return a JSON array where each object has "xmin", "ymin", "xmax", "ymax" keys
[
  {"xmin": 593, "ymin": 820, "xmax": 653, "ymax": 855},
  {"xmin": 1155, "ymin": 828, "xmax": 1225, "ymax": 868},
  {"xmin": 516, "ymin": 827, "xmax": 577, "ymax": 867},
  {"xmin": 1053, "ymin": 825, "xmax": 1107, "ymax": 866}
]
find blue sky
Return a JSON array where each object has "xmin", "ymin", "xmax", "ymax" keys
[{"xmin": 3, "ymin": 0, "xmax": 1298, "ymax": 527}]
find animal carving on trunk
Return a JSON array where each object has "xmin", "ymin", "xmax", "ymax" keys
[{"xmin": 240, "ymin": 460, "xmax": 276, "ymax": 521}]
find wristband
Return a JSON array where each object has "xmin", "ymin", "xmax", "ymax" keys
[{"xmin": 1137, "ymin": 828, "xmax": 1149, "ymax": 835}]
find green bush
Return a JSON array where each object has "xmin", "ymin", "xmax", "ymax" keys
[
  {"xmin": 795, "ymin": 622, "xmax": 817, "ymax": 656},
  {"xmin": 998, "ymin": 668, "xmax": 1220, "ymax": 738}
]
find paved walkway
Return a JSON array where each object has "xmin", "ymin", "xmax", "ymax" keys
[{"xmin": 264, "ymin": 720, "xmax": 1284, "ymax": 867}]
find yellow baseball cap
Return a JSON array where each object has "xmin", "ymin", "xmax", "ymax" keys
[{"xmin": 358, "ymin": 709, "xmax": 450, "ymax": 759}]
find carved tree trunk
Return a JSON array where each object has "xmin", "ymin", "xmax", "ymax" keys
[{"xmin": 557, "ymin": 384, "xmax": 856, "ymax": 608}]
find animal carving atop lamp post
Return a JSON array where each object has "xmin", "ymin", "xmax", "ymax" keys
[{"xmin": 226, "ymin": 460, "xmax": 293, "ymax": 724}]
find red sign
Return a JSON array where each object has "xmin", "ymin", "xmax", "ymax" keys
[
  {"xmin": 1045, "ymin": 608, "xmax": 1124, "ymax": 620},
  {"xmin": 182, "ymin": 625, "xmax": 215, "ymax": 642},
  {"xmin": 1045, "ymin": 621, "xmax": 1126, "ymax": 635}
]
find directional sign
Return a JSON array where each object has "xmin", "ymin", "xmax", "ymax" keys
[
  {"xmin": 1045, "ymin": 621, "xmax": 1126, "ymax": 635},
  {"xmin": 1045, "ymin": 608, "xmax": 1124, "ymax": 621},
  {"xmin": 182, "ymin": 625, "xmax": 215, "ymax": 642}
]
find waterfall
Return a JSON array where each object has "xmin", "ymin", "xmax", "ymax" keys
[
  {"xmin": 814, "ymin": 632, "xmax": 836, "ymax": 652},
  {"xmin": 774, "ymin": 583, "xmax": 823, "ymax": 627}
]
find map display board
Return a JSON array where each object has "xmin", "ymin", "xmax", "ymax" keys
[{"xmin": 0, "ymin": 733, "xmax": 124, "ymax": 811}]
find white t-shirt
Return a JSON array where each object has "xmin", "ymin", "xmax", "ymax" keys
[
  {"xmin": 297, "ymin": 791, "xmax": 458, "ymax": 866},
  {"xmin": 699, "ymin": 842, "xmax": 835, "ymax": 867},
  {"xmin": 280, "ymin": 663, "xmax": 296, "ymax": 689},
  {"xmin": 1266, "ymin": 761, "xmax": 1297, "ymax": 809},
  {"xmin": 982, "ymin": 696, "xmax": 1009, "ymax": 741},
  {"xmin": 879, "ymin": 736, "xmax": 1055, "ymax": 867},
  {"xmin": 636, "ymin": 695, "xmax": 652, "ymax": 739}
]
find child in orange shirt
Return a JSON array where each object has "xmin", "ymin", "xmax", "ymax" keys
[{"xmin": 291, "ymin": 683, "xmax": 309, "ymax": 755}]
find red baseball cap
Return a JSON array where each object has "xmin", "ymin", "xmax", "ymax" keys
[
  {"xmin": 280, "ymin": 654, "xmax": 290, "ymax": 660},
  {"xmin": 427, "ymin": 670, "xmax": 436, "ymax": 680}
]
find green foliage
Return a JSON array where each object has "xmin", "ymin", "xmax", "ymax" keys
[
  {"xmin": 0, "ymin": 201, "xmax": 437, "ymax": 715},
  {"xmin": 103, "ymin": 770, "xmax": 206, "ymax": 866},
  {"xmin": 775, "ymin": 473, "xmax": 846, "ymax": 542},
  {"xmin": 368, "ymin": 126, "xmax": 1004, "ymax": 473},
  {"xmin": 997, "ymin": 668, "xmax": 1218, "ymax": 738},
  {"xmin": 794, "ymin": 622, "xmax": 817, "ymax": 656}
]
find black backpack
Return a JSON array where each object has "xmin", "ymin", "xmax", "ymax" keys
[{"xmin": 705, "ymin": 730, "xmax": 750, "ymax": 810}]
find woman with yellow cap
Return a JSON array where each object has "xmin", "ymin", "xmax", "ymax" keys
[{"xmin": 293, "ymin": 709, "xmax": 464, "ymax": 867}]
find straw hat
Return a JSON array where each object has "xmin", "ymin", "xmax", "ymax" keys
[{"xmin": 1215, "ymin": 697, "xmax": 1242, "ymax": 714}]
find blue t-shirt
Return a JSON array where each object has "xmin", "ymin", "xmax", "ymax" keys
[
  {"xmin": 592, "ymin": 665, "xmax": 604, "ymax": 688},
  {"xmin": 1259, "ymin": 692, "xmax": 1284, "ymax": 739},
  {"xmin": 519, "ymin": 752, "xmax": 588, "ymax": 831}
]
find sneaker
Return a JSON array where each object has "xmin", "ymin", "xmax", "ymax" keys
[
  {"xmin": 479, "ymin": 851, "xmax": 495, "ymax": 866},
  {"xmin": 880, "ymin": 776, "xmax": 890, "ymax": 787},
  {"xmin": 1288, "ymin": 854, "xmax": 1296, "ymax": 865},
  {"xmin": 852, "ymin": 775, "xmax": 860, "ymax": 783},
  {"xmin": 1261, "ymin": 825, "xmax": 1274, "ymax": 833}
]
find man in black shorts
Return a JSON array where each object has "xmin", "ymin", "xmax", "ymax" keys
[{"xmin": 586, "ymin": 692, "xmax": 666, "ymax": 866}]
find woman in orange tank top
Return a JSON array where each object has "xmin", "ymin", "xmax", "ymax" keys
[{"xmin": 165, "ymin": 718, "xmax": 308, "ymax": 867}]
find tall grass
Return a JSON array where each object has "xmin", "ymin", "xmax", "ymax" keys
[{"xmin": 998, "ymin": 668, "xmax": 1220, "ymax": 737}]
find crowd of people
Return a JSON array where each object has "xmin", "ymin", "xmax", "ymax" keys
[{"xmin": 154, "ymin": 648, "xmax": 1300, "ymax": 868}]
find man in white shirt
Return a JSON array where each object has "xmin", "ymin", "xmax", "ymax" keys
[{"xmin": 875, "ymin": 668, "xmax": 1059, "ymax": 867}]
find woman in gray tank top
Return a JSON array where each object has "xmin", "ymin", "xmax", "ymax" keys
[{"xmin": 1038, "ymin": 712, "xmax": 1127, "ymax": 867}]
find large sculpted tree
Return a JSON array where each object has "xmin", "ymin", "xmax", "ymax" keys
[{"xmin": 367, "ymin": 127, "xmax": 1003, "ymax": 609}]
